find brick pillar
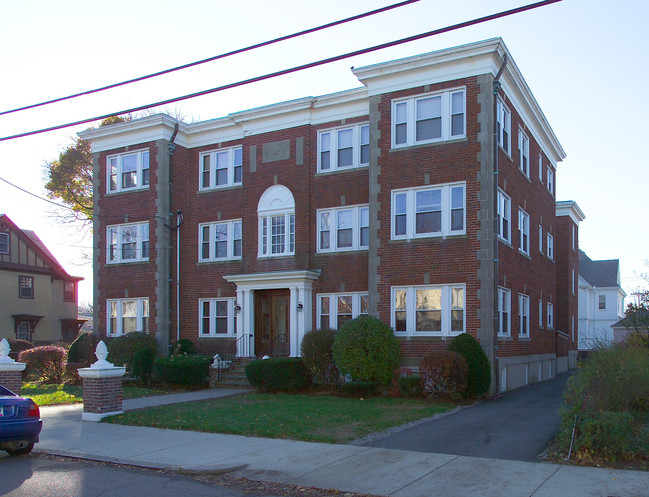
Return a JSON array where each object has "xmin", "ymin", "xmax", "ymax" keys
[
  {"xmin": 78, "ymin": 368, "xmax": 126, "ymax": 421},
  {"xmin": 0, "ymin": 338, "xmax": 26, "ymax": 394}
]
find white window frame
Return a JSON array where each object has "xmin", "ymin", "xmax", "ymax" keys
[
  {"xmin": 539, "ymin": 299, "xmax": 543, "ymax": 328},
  {"xmin": 518, "ymin": 130, "xmax": 530, "ymax": 178},
  {"xmin": 572, "ymin": 269, "xmax": 576, "ymax": 295},
  {"xmin": 198, "ymin": 298, "xmax": 236, "ymax": 337},
  {"xmin": 392, "ymin": 88, "xmax": 466, "ymax": 148},
  {"xmin": 518, "ymin": 209, "xmax": 530, "ymax": 255},
  {"xmin": 519, "ymin": 294, "xmax": 530, "ymax": 338},
  {"xmin": 547, "ymin": 302, "xmax": 554, "ymax": 329},
  {"xmin": 496, "ymin": 98, "xmax": 511, "ymax": 155},
  {"xmin": 0, "ymin": 232, "xmax": 8, "ymax": 254},
  {"xmin": 107, "ymin": 298, "xmax": 149, "ymax": 337},
  {"xmin": 538, "ymin": 225, "xmax": 543, "ymax": 253},
  {"xmin": 498, "ymin": 287, "xmax": 511, "ymax": 337},
  {"xmin": 598, "ymin": 294, "xmax": 606, "ymax": 310},
  {"xmin": 547, "ymin": 233, "xmax": 554, "ymax": 260},
  {"xmin": 391, "ymin": 284, "xmax": 465, "ymax": 337},
  {"xmin": 538, "ymin": 155, "xmax": 544, "ymax": 182},
  {"xmin": 572, "ymin": 225, "xmax": 576, "ymax": 251},
  {"xmin": 107, "ymin": 222, "xmax": 149, "ymax": 264},
  {"xmin": 547, "ymin": 166, "xmax": 554, "ymax": 195},
  {"xmin": 317, "ymin": 205, "xmax": 369, "ymax": 253},
  {"xmin": 497, "ymin": 190, "xmax": 511, "ymax": 243},
  {"xmin": 392, "ymin": 182, "xmax": 465, "ymax": 240},
  {"xmin": 107, "ymin": 149, "xmax": 150, "ymax": 194},
  {"xmin": 259, "ymin": 213, "xmax": 295, "ymax": 257},
  {"xmin": 317, "ymin": 293, "xmax": 368, "ymax": 330},
  {"xmin": 199, "ymin": 220, "xmax": 242, "ymax": 262},
  {"xmin": 317, "ymin": 124, "xmax": 369, "ymax": 172},
  {"xmin": 199, "ymin": 146, "xmax": 243, "ymax": 191}
]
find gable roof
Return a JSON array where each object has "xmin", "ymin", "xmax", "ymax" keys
[{"xmin": 579, "ymin": 250, "xmax": 620, "ymax": 288}]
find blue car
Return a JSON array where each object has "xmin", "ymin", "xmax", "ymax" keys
[{"xmin": 0, "ymin": 385, "xmax": 42, "ymax": 456}]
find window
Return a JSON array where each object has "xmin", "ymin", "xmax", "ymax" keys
[
  {"xmin": 392, "ymin": 88, "xmax": 465, "ymax": 147},
  {"xmin": 107, "ymin": 149, "xmax": 150, "ymax": 193},
  {"xmin": 498, "ymin": 287, "xmax": 511, "ymax": 337},
  {"xmin": 0, "ymin": 232, "xmax": 8, "ymax": 254},
  {"xmin": 199, "ymin": 220, "xmax": 242, "ymax": 262},
  {"xmin": 107, "ymin": 222, "xmax": 149, "ymax": 264},
  {"xmin": 538, "ymin": 155, "xmax": 544, "ymax": 182},
  {"xmin": 547, "ymin": 233, "xmax": 554, "ymax": 260},
  {"xmin": 17, "ymin": 322, "xmax": 31, "ymax": 341},
  {"xmin": 392, "ymin": 183, "xmax": 465, "ymax": 239},
  {"xmin": 318, "ymin": 124, "xmax": 369, "ymax": 172},
  {"xmin": 19, "ymin": 276, "xmax": 34, "ymax": 299},
  {"xmin": 539, "ymin": 299, "xmax": 543, "ymax": 328},
  {"xmin": 64, "ymin": 281, "xmax": 76, "ymax": 302},
  {"xmin": 572, "ymin": 225, "xmax": 576, "ymax": 251},
  {"xmin": 496, "ymin": 98, "xmax": 511, "ymax": 154},
  {"xmin": 199, "ymin": 298, "xmax": 236, "ymax": 337},
  {"xmin": 318, "ymin": 205, "xmax": 369, "ymax": 252},
  {"xmin": 547, "ymin": 302, "xmax": 554, "ymax": 329},
  {"xmin": 497, "ymin": 190, "xmax": 511, "ymax": 243},
  {"xmin": 258, "ymin": 185, "xmax": 296, "ymax": 257},
  {"xmin": 318, "ymin": 293, "xmax": 368, "ymax": 330},
  {"xmin": 518, "ymin": 209, "xmax": 530, "ymax": 255},
  {"xmin": 538, "ymin": 225, "xmax": 543, "ymax": 252},
  {"xmin": 547, "ymin": 167, "xmax": 554, "ymax": 195},
  {"xmin": 519, "ymin": 131, "xmax": 530, "ymax": 177},
  {"xmin": 598, "ymin": 294, "xmax": 606, "ymax": 310},
  {"xmin": 572, "ymin": 269, "xmax": 576, "ymax": 295},
  {"xmin": 199, "ymin": 146, "xmax": 243, "ymax": 190},
  {"xmin": 519, "ymin": 294, "xmax": 530, "ymax": 338},
  {"xmin": 391, "ymin": 285, "xmax": 465, "ymax": 336},
  {"xmin": 107, "ymin": 298, "xmax": 149, "ymax": 336}
]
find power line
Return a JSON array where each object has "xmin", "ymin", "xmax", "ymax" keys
[
  {"xmin": 0, "ymin": 0, "xmax": 563, "ymax": 142},
  {"xmin": 0, "ymin": 176, "xmax": 75, "ymax": 211},
  {"xmin": 0, "ymin": 0, "xmax": 419, "ymax": 117}
]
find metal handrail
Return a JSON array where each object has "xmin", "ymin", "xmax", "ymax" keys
[{"xmin": 236, "ymin": 333, "xmax": 253, "ymax": 358}]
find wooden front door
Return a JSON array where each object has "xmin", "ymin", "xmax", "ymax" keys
[{"xmin": 255, "ymin": 289, "xmax": 290, "ymax": 356}]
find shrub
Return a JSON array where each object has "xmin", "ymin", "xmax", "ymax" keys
[
  {"xmin": 173, "ymin": 338, "xmax": 196, "ymax": 356},
  {"xmin": 576, "ymin": 411, "xmax": 635, "ymax": 460},
  {"xmin": 300, "ymin": 328, "xmax": 339, "ymax": 386},
  {"xmin": 245, "ymin": 358, "xmax": 312, "ymax": 392},
  {"xmin": 332, "ymin": 316, "xmax": 400, "ymax": 385},
  {"xmin": 447, "ymin": 333, "xmax": 491, "ymax": 398},
  {"xmin": 397, "ymin": 376, "xmax": 422, "ymax": 397},
  {"xmin": 155, "ymin": 355, "xmax": 213, "ymax": 387},
  {"xmin": 419, "ymin": 350, "xmax": 468, "ymax": 400},
  {"xmin": 18, "ymin": 346, "xmax": 67, "ymax": 383},
  {"xmin": 67, "ymin": 332, "xmax": 98, "ymax": 364},
  {"xmin": 107, "ymin": 332, "xmax": 158, "ymax": 373},
  {"xmin": 133, "ymin": 347, "xmax": 156, "ymax": 385},
  {"xmin": 8, "ymin": 339, "xmax": 34, "ymax": 360}
]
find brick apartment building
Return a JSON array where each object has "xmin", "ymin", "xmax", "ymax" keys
[{"xmin": 81, "ymin": 38, "xmax": 583, "ymax": 393}]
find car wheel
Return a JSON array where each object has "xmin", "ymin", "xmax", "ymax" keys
[{"xmin": 5, "ymin": 441, "xmax": 34, "ymax": 456}]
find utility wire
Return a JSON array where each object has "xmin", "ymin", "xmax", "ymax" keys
[
  {"xmin": 0, "ymin": 0, "xmax": 419, "ymax": 117},
  {"xmin": 0, "ymin": 176, "xmax": 76, "ymax": 211},
  {"xmin": 0, "ymin": 0, "xmax": 562, "ymax": 142}
]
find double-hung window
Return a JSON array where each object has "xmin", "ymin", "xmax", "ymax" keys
[
  {"xmin": 199, "ymin": 298, "xmax": 236, "ymax": 337},
  {"xmin": 258, "ymin": 185, "xmax": 295, "ymax": 257},
  {"xmin": 318, "ymin": 205, "xmax": 369, "ymax": 252},
  {"xmin": 539, "ymin": 299, "xmax": 543, "ymax": 328},
  {"xmin": 496, "ymin": 98, "xmax": 511, "ymax": 154},
  {"xmin": 598, "ymin": 294, "xmax": 606, "ymax": 310},
  {"xmin": 538, "ymin": 225, "xmax": 543, "ymax": 252},
  {"xmin": 547, "ymin": 233, "xmax": 554, "ymax": 260},
  {"xmin": 107, "ymin": 149, "xmax": 150, "ymax": 193},
  {"xmin": 107, "ymin": 222, "xmax": 149, "ymax": 264},
  {"xmin": 0, "ymin": 232, "xmax": 8, "ymax": 254},
  {"xmin": 391, "ymin": 285, "xmax": 465, "ymax": 336},
  {"xmin": 497, "ymin": 190, "xmax": 511, "ymax": 243},
  {"xmin": 392, "ymin": 88, "xmax": 465, "ymax": 148},
  {"xmin": 547, "ymin": 167, "xmax": 554, "ymax": 195},
  {"xmin": 107, "ymin": 298, "xmax": 149, "ymax": 336},
  {"xmin": 519, "ymin": 294, "xmax": 530, "ymax": 338},
  {"xmin": 538, "ymin": 155, "xmax": 544, "ymax": 182},
  {"xmin": 392, "ymin": 182, "xmax": 465, "ymax": 239},
  {"xmin": 518, "ymin": 209, "xmax": 530, "ymax": 255},
  {"xmin": 19, "ymin": 276, "xmax": 34, "ymax": 299},
  {"xmin": 199, "ymin": 220, "xmax": 242, "ymax": 262},
  {"xmin": 519, "ymin": 131, "xmax": 530, "ymax": 177},
  {"xmin": 199, "ymin": 146, "xmax": 243, "ymax": 190},
  {"xmin": 547, "ymin": 302, "xmax": 554, "ymax": 328},
  {"xmin": 498, "ymin": 287, "xmax": 511, "ymax": 337},
  {"xmin": 64, "ymin": 281, "xmax": 76, "ymax": 302},
  {"xmin": 318, "ymin": 293, "xmax": 368, "ymax": 330},
  {"xmin": 318, "ymin": 124, "xmax": 369, "ymax": 172}
]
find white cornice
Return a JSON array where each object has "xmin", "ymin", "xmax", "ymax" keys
[{"xmin": 556, "ymin": 200, "xmax": 586, "ymax": 224}]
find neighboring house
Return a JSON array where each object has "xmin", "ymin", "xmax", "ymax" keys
[
  {"xmin": 0, "ymin": 214, "xmax": 84, "ymax": 344},
  {"xmin": 611, "ymin": 308, "xmax": 649, "ymax": 344},
  {"xmin": 578, "ymin": 250, "xmax": 626, "ymax": 351},
  {"xmin": 80, "ymin": 38, "xmax": 582, "ymax": 394}
]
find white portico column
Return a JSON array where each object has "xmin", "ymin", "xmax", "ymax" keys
[
  {"xmin": 236, "ymin": 288, "xmax": 254, "ymax": 357},
  {"xmin": 290, "ymin": 287, "xmax": 299, "ymax": 357}
]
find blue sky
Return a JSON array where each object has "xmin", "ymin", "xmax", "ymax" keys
[{"xmin": 1, "ymin": 0, "xmax": 647, "ymax": 305}]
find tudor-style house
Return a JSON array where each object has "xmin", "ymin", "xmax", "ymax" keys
[
  {"xmin": 0, "ymin": 214, "xmax": 84, "ymax": 344},
  {"xmin": 81, "ymin": 38, "xmax": 582, "ymax": 393}
]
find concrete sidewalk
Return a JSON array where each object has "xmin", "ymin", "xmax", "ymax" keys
[{"xmin": 36, "ymin": 390, "xmax": 649, "ymax": 497}]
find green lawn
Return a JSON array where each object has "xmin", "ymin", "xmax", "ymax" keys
[
  {"xmin": 105, "ymin": 393, "xmax": 452, "ymax": 444},
  {"xmin": 21, "ymin": 383, "xmax": 178, "ymax": 406}
]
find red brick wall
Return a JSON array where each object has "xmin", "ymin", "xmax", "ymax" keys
[
  {"xmin": 555, "ymin": 215, "xmax": 579, "ymax": 352},
  {"xmin": 0, "ymin": 371, "xmax": 22, "ymax": 394},
  {"xmin": 81, "ymin": 377, "xmax": 123, "ymax": 414}
]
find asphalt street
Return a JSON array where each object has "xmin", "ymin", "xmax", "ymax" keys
[{"xmin": 364, "ymin": 372, "xmax": 572, "ymax": 461}]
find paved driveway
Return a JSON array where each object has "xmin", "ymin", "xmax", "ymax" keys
[{"xmin": 363, "ymin": 372, "xmax": 572, "ymax": 462}]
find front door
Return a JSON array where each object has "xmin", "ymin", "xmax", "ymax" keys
[{"xmin": 255, "ymin": 289, "xmax": 290, "ymax": 356}]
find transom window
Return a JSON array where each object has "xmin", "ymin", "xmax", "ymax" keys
[
  {"xmin": 318, "ymin": 293, "xmax": 368, "ymax": 330},
  {"xmin": 392, "ymin": 88, "xmax": 465, "ymax": 148},
  {"xmin": 392, "ymin": 182, "xmax": 465, "ymax": 240},
  {"xmin": 107, "ymin": 149, "xmax": 149, "ymax": 193},
  {"xmin": 318, "ymin": 205, "xmax": 369, "ymax": 253},
  {"xmin": 318, "ymin": 124, "xmax": 369, "ymax": 172},
  {"xmin": 497, "ymin": 190, "xmax": 511, "ymax": 243},
  {"xmin": 392, "ymin": 285, "xmax": 465, "ymax": 336},
  {"xmin": 258, "ymin": 185, "xmax": 296, "ymax": 257},
  {"xmin": 19, "ymin": 276, "xmax": 34, "ymax": 299},
  {"xmin": 199, "ymin": 220, "xmax": 242, "ymax": 262},
  {"xmin": 519, "ymin": 209, "xmax": 530, "ymax": 255},
  {"xmin": 199, "ymin": 298, "xmax": 236, "ymax": 337},
  {"xmin": 519, "ymin": 131, "xmax": 530, "ymax": 177},
  {"xmin": 0, "ymin": 232, "xmax": 8, "ymax": 254},
  {"xmin": 107, "ymin": 222, "xmax": 149, "ymax": 264},
  {"xmin": 199, "ymin": 146, "xmax": 242, "ymax": 190},
  {"xmin": 497, "ymin": 98, "xmax": 511, "ymax": 154},
  {"xmin": 498, "ymin": 287, "xmax": 511, "ymax": 337},
  {"xmin": 107, "ymin": 298, "xmax": 149, "ymax": 336},
  {"xmin": 519, "ymin": 294, "xmax": 530, "ymax": 338}
]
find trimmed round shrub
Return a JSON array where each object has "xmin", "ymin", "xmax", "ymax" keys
[
  {"xmin": 245, "ymin": 358, "xmax": 312, "ymax": 392},
  {"xmin": 18, "ymin": 345, "xmax": 67, "ymax": 383},
  {"xmin": 173, "ymin": 338, "xmax": 196, "ymax": 356},
  {"xmin": 107, "ymin": 332, "xmax": 157, "ymax": 373},
  {"xmin": 300, "ymin": 328, "xmax": 339, "ymax": 386},
  {"xmin": 447, "ymin": 333, "xmax": 491, "ymax": 398},
  {"xmin": 67, "ymin": 332, "xmax": 98, "ymax": 364},
  {"xmin": 155, "ymin": 355, "xmax": 213, "ymax": 387},
  {"xmin": 133, "ymin": 347, "xmax": 156, "ymax": 385},
  {"xmin": 332, "ymin": 316, "xmax": 400, "ymax": 385},
  {"xmin": 419, "ymin": 350, "xmax": 468, "ymax": 400},
  {"xmin": 8, "ymin": 339, "xmax": 35, "ymax": 361},
  {"xmin": 397, "ymin": 376, "xmax": 422, "ymax": 397}
]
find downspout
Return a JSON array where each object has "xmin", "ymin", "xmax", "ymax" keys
[{"xmin": 167, "ymin": 123, "xmax": 180, "ymax": 349}]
